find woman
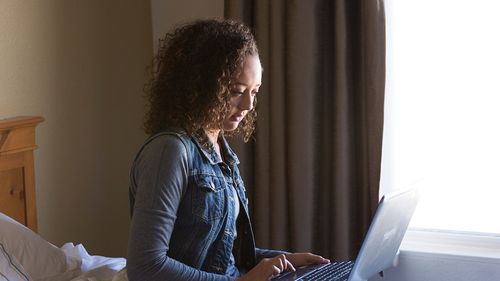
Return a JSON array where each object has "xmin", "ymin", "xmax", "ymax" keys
[{"xmin": 127, "ymin": 19, "xmax": 329, "ymax": 281}]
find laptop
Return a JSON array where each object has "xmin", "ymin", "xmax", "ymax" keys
[{"xmin": 273, "ymin": 187, "xmax": 418, "ymax": 281}]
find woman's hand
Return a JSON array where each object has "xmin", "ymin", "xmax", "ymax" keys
[
  {"xmin": 285, "ymin": 252, "xmax": 330, "ymax": 268},
  {"xmin": 237, "ymin": 254, "xmax": 296, "ymax": 281}
]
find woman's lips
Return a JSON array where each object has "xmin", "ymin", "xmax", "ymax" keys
[{"xmin": 230, "ymin": 113, "xmax": 245, "ymax": 122}]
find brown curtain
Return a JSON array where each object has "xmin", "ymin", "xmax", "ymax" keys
[{"xmin": 225, "ymin": 0, "xmax": 385, "ymax": 260}]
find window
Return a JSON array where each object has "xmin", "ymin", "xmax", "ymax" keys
[{"xmin": 381, "ymin": 0, "xmax": 500, "ymax": 234}]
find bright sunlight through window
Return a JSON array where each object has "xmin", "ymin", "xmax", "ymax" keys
[{"xmin": 381, "ymin": 0, "xmax": 500, "ymax": 234}]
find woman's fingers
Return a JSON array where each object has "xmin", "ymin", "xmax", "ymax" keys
[
  {"xmin": 278, "ymin": 254, "xmax": 296, "ymax": 272},
  {"xmin": 238, "ymin": 254, "xmax": 298, "ymax": 281},
  {"xmin": 270, "ymin": 254, "xmax": 296, "ymax": 277},
  {"xmin": 273, "ymin": 255, "xmax": 285, "ymax": 275},
  {"xmin": 272, "ymin": 257, "xmax": 283, "ymax": 276},
  {"xmin": 305, "ymin": 253, "xmax": 330, "ymax": 264},
  {"xmin": 271, "ymin": 264, "xmax": 282, "ymax": 277},
  {"xmin": 284, "ymin": 257, "xmax": 296, "ymax": 272}
]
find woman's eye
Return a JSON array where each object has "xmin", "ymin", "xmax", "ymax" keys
[
  {"xmin": 231, "ymin": 91, "xmax": 244, "ymax": 96},
  {"xmin": 251, "ymin": 91, "xmax": 259, "ymax": 96}
]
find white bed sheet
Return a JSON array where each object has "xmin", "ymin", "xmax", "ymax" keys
[
  {"xmin": 0, "ymin": 212, "xmax": 128, "ymax": 281},
  {"xmin": 46, "ymin": 243, "xmax": 128, "ymax": 281}
]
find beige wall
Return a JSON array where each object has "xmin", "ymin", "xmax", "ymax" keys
[
  {"xmin": 0, "ymin": 0, "xmax": 224, "ymax": 258},
  {"xmin": 0, "ymin": 1, "xmax": 152, "ymax": 256},
  {"xmin": 151, "ymin": 0, "xmax": 224, "ymax": 50}
]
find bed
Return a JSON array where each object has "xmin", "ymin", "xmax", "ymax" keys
[{"xmin": 0, "ymin": 116, "xmax": 128, "ymax": 281}]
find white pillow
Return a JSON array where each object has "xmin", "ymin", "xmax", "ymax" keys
[
  {"xmin": 0, "ymin": 242, "xmax": 32, "ymax": 281},
  {"xmin": 0, "ymin": 213, "xmax": 67, "ymax": 280}
]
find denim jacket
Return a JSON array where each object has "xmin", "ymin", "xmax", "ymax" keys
[{"xmin": 127, "ymin": 130, "xmax": 285, "ymax": 281}]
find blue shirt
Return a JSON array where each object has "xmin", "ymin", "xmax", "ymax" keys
[{"xmin": 127, "ymin": 130, "xmax": 286, "ymax": 281}]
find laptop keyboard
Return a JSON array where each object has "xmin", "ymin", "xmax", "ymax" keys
[{"xmin": 301, "ymin": 261, "xmax": 354, "ymax": 281}]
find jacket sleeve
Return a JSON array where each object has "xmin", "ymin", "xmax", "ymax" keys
[
  {"xmin": 255, "ymin": 248, "xmax": 290, "ymax": 262},
  {"xmin": 127, "ymin": 135, "xmax": 234, "ymax": 281}
]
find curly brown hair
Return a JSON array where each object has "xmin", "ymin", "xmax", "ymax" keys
[{"xmin": 143, "ymin": 19, "xmax": 259, "ymax": 142}]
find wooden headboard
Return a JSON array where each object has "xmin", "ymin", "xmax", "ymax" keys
[{"xmin": 0, "ymin": 116, "xmax": 44, "ymax": 232}]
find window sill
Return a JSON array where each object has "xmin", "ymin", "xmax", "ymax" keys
[
  {"xmin": 369, "ymin": 228, "xmax": 500, "ymax": 281},
  {"xmin": 400, "ymin": 228, "xmax": 500, "ymax": 262}
]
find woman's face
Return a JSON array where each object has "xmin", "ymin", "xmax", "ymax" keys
[{"xmin": 223, "ymin": 55, "xmax": 262, "ymax": 132}]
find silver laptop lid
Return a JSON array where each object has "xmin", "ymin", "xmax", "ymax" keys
[{"xmin": 348, "ymin": 188, "xmax": 418, "ymax": 281}]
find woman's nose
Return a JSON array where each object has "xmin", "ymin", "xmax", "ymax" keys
[{"xmin": 238, "ymin": 92, "xmax": 254, "ymax": 111}]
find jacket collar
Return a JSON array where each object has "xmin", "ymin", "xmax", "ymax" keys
[{"xmin": 192, "ymin": 133, "xmax": 240, "ymax": 166}]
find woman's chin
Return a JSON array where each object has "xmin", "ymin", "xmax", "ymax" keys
[{"xmin": 223, "ymin": 122, "xmax": 240, "ymax": 132}]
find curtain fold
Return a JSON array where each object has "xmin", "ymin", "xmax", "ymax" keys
[{"xmin": 226, "ymin": 0, "xmax": 385, "ymax": 260}]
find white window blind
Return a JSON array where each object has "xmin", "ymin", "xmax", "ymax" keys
[{"xmin": 381, "ymin": 0, "xmax": 500, "ymax": 234}]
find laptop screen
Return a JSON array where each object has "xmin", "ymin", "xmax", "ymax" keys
[{"xmin": 348, "ymin": 188, "xmax": 418, "ymax": 281}]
